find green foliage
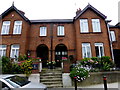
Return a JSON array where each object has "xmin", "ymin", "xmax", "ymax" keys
[
  {"xmin": 1, "ymin": 56, "xmax": 23, "ymax": 74},
  {"xmin": 12, "ymin": 63, "xmax": 23, "ymax": 74},
  {"xmin": 80, "ymin": 56, "xmax": 114, "ymax": 71},
  {"xmin": 70, "ymin": 66, "xmax": 89, "ymax": 81},
  {"xmin": 18, "ymin": 55, "xmax": 27, "ymax": 61},
  {"xmin": 1, "ymin": 56, "xmax": 12, "ymax": 74},
  {"xmin": 20, "ymin": 59, "xmax": 33, "ymax": 77}
]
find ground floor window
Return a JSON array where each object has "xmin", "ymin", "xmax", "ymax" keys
[
  {"xmin": 0, "ymin": 45, "xmax": 7, "ymax": 57},
  {"xmin": 95, "ymin": 43, "xmax": 104, "ymax": 57},
  {"xmin": 82, "ymin": 43, "xmax": 91, "ymax": 58},
  {"xmin": 10, "ymin": 44, "xmax": 20, "ymax": 58}
]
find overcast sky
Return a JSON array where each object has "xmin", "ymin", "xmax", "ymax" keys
[{"xmin": 0, "ymin": 0, "xmax": 119, "ymax": 25}]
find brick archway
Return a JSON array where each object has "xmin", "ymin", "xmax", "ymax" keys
[
  {"xmin": 55, "ymin": 44, "xmax": 68, "ymax": 67},
  {"xmin": 36, "ymin": 44, "xmax": 49, "ymax": 67}
]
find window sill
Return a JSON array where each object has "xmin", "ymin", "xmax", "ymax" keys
[
  {"xmin": 39, "ymin": 36, "xmax": 47, "ymax": 37},
  {"xmin": 57, "ymin": 35, "xmax": 65, "ymax": 37},
  {"xmin": 80, "ymin": 32, "xmax": 103, "ymax": 34},
  {"xmin": 1, "ymin": 34, "xmax": 21, "ymax": 36}
]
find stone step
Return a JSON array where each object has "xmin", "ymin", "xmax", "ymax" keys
[
  {"xmin": 47, "ymin": 84, "xmax": 63, "ymax": 88},
  {"xmin": 40, "ymin": 72, "xmax": 62, "ymax": 76},
  {"xmin": 40, "ymin": 76, "xmax": 62, "ymax": 79},
  {"xmin": 40, "ymin": 78, "xmax": 62, "ymax": 82},
  {"xmin": 40, "ymin": 68, "xmax": 63, "ymax": 88},
  {"xmin": 42, "ymin": 81, "xmax": 62, "ymax": 85}
]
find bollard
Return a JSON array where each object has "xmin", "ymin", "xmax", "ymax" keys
[
  {"xmin": 103, "ymin": 76, "xmax": 107, "ymax": 90},
  {"xmin": 74, "ymin": 76, "xmax": 77, "ymax": 90}
]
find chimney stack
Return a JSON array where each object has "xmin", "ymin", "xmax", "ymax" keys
[{"xmin": 76, "ymin": 8, "xmax": 81, "ymax": 15}]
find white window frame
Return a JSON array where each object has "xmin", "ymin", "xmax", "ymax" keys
[
  {"xmin": 57, "ymin": 26, "xmax": 65, "ymax": 36},
  {"xmin": 0, "ymin": 45, "xmax": 7, "ymax": 57},
  {"xmin": 1, "ymin": 21, "xmax": 10, "ymax": 35},
  {"xmin": 92, "ymin": 19, "xmax": 101, "ymax": 32},
  {"xmin": 82, "ymin": 43, "xmax": 92, "ymax": 58},
  {"xmin": 10, "ymin": 45, "xmax": 20, "ymax": 58},
  {"xmin": 13, "ymin": 21, "xmax": 22, "ymax": 34},
  {"xmin": 80, "ymin": 19, "xmax": 89, "ymax": 33},
  {"xmin": 110, "ymin": 31, "xmax": 116, "ymax": 41},
  {"xmin": 95, "ymin": 43, "xmax": 104, "ymax": 57},
  {"xmin": 40, "ymin": 27, "xmax": 47, "ymax": 36}
]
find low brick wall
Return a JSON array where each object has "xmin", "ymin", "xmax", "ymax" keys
[{"xmin": 72, "ymin": 71, "xmax": 120, "ymax": 87}]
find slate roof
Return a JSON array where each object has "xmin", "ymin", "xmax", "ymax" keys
[
  {"xmin": 0, "ymin": 4, "xmax": 30, "ymax": 23},
  {"xmin": 30, "ymin": 19, "xmax": 73, "ymax": 24},
  {"xmin": 74, "ymin": 4, "xmax": 107, "ymax": 20},
  {"xmin": 0, "ymin": 4, "xmax": 107, "ymax": 24}
]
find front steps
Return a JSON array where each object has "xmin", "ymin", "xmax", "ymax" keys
[{"xmin": 40, "ymin": 68, "xmax": 63, "ymax": 88}]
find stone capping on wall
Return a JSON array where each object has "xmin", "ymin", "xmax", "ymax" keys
[{"xmin": 72, "ymin": 71, "xmax": 120, "ymax": 87}]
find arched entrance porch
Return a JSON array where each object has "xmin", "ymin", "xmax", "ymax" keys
[
  {"xmin": 36, "ymin": 44, "xmax": 49, "ymax": 67},
  {"xmin": 55, "ymin": 44, "xmax": 68, "ymax": 67}
]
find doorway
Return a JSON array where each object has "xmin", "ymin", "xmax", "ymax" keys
[
  {"xmin": 36, "ymin": 44, "xmax": 49, "ymax": 67},
  {"xmin": 55, "ymin": 44, "xmax": 68, "ymax": 67}
]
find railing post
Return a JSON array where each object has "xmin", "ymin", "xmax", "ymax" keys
[
  {"xmin": 74, "ymin": 76, "xmax": 77, "ymax": 90},
  {"xmin": 103, "ymin": 76, "xmax": 107, "ymax": 90}
]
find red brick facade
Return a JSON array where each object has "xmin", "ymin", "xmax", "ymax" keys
[{"xmin": 0, "ymin": 4, "xmax": 114, "ymax": 72}]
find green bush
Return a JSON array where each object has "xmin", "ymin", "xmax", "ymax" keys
[
  {"xmin": 20, "ymin": 59, "xmax": 33, "ymax": 77},
  {"xmin": 70, "ymin": 66, "xmax": 89, "ymax": 81},
  {"xmin": 1, "ymin": 56, "xmax": 12, "ymax": 74}
]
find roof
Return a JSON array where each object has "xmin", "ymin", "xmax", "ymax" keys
[
  {"xmin": 30, "ymin": 19, "xmax": 73, "ymax": 24},
  {"xmin": 74, "ymin": 4, "xmax": 107, "ymax": 20},
  {"xmin": 0, "ymin": 4, "xmax": 30, "ymax": 23},
  {"xmin": 109, "ymin": 22, "xmax": 120, "ymax": 28}
]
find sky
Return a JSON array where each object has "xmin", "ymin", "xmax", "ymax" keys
[{"xmin": 0, "ymin": 0, "xmax": 119, "ymax": 25}]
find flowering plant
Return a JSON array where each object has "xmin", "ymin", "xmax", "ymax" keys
[
  {"xmin": 61, "ymin": 57, "xmax": 68, "ymax": 62},
  {"xmin": 70, "ymin": 65, "xmax": 89, "ymax": 82}
]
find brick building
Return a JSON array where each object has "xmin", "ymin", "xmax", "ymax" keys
[
  {"xmin": 109, "ymin": 23, "xmax": 120, "ymax": 67},
  {"xmin": 0, "ymin": 4, "xmax": 114, "ymax": 72}
]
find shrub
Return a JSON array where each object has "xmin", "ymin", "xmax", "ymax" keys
[
  {"xmin": 1, "ymin": 56, "xmax": 12, "ymax": 74},
  {"xmin": 70, "ymin": 66, "xmax": 89, "ymax": 82},
  {"xmin": 20, "ymin": 59, "xmax": 33, "ymax": 77}
]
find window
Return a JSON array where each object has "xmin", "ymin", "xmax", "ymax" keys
[
  {"xmin": 82, "ymin": 43, "xmax": 92, "ymax": 58},
  {"xmin": 0, "ymin": 45, "xmax": 7, "ymax": 57},
  {"xmin": 1, "ymin": 21, "xmax": 10, "ymax": 35},
  {"xmin": 80, "ymin": 19, "xmax": 89, "ymax": 33},
  {"xmin": 13, "ymin": 21, "xmax": 22, "ymax": 34},
  {"xmin": 40, "ymin": 27, "xmax": 47, "ymax": 36},
  {"xmin": 10, "ymin": 45, "xmax": 20, "ymax": 58},
  {"xmin": 95, "ymin": 43, "xmax": 104, "ymax": 57},
  {"xmin": 110, "ymin": 31, "xmax": 116, "ymax": 41},
  {"xmin": 92, "ymin": 19, "xmax": 101, "ymax": 32},
  {"xmin": 57, "ymin": 26, "xmax": 64, "ymax": 36}
]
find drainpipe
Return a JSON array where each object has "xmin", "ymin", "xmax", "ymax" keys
[
  {"xmin": 50, "ymin": 24, "xmax": 53, "ymax": 67},
  {"xmin": 106, "ymin": 20, "xmax": 114, "ymax": 62}
]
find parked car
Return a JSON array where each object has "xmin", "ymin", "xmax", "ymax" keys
[{"xmin": 0, "ymin": 75, "xmax": 47, "ymax": 90}]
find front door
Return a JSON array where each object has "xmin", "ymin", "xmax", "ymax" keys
[
  {"xmin": 55, "ymin": 44, "xmax": 68, "ymax": 67},
  {"xmin": 36, "ymin": 44, "xmax": 49, "ymax": 67}
]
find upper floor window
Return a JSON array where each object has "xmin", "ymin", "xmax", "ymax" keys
[
  {"xmin": 0, "ymin": 45, "xmax": 7, "ymax": 57},
  {"xmin": 110, "ymin": 31, "xmax": 116, "ymax": 41},
  {"xmin": 57, "ymin": 26, "xmax": 65, "ymax": 36},
  {"xmin": 95, "ymin": 43, "xmax": 104, "ymax": 57},
  {"xmin": 10, "ymin": 44, "xmax": 20, "ymax": 58},
  {"xmin": 1, "ymin": 21, "xmax": 10, "ymax": 35},
  {"xmin": 82, "ymin": 43, "xmax": 92, "ymax": 58},
  {"xmin": 40, "ymin": 27, "xmax": 47, "ymax": 36},
  {"xmin": 13, "ymin": 21, "xmax": 22, "ymax": 34},
  {"xmin": 92, "ymin": 19, "xmax": 101, "ymax": 32},
  {"xmin": 80, "ymin": 19, "xmax": 89, "ymax": 33}
]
